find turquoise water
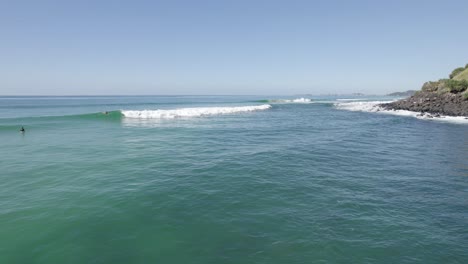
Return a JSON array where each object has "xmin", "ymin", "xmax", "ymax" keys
[{"xmin": 1, "ymin": 96, "xmax": 467, "ymax": 263}]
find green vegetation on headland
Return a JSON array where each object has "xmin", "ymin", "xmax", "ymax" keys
[
  {"xmin": 421, "ymin": 64, "xmax": 468, "ymax": 98},
  {"xmin": 451, "ymin": 64, "xmax": 468, "ymax": 80},
  {"xmin": 380, "ymin": 64, "xmax": 468, "ymax": 116}
]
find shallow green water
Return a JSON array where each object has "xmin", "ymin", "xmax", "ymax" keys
[{"xmin": 1, "ymin": 96, "xmax": 467, "ymax": 263}]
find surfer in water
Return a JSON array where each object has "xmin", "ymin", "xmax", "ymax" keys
[{"xmin": 20, "ymin": 126, "xmax": 25, "ymax": 133}]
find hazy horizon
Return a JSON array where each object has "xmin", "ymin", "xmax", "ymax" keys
[{"xmin": 2, "ymin": 0, "xmax": 468, "ymax": 96}]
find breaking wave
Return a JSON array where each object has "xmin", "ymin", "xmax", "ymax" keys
[
  {"xmin": 265, "ymin": 98, "xmax": 313, "ymax": 104},
  {"xmin": 121, "ymin": 104, "xmax": 271, "ymax": 119},
  {"xmin": 334, "ymin": 101, "xmax": 468, "ymax": 124}
]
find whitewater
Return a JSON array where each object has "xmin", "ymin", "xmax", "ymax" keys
[
  {"xmin": 121, "ymin": 104, "xmax": 271, "ymax": 119},
  {"xmin": 266, "ymin": 97, "xmax": 313, "ymax": 103}
]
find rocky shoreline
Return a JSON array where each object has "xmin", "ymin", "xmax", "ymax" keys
[
  {"xmin": 380, "ymin": 64, "xmax": 468, "ymax": 117},
  {"xmin": 380, "ymin": 91, "xmax": 468, "ymax": 117}
]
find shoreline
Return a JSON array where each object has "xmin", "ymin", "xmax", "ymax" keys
[
  {"xmin": 379, "ymin": 92, "xmax": 468, "ymax": 117},
  {"xmin": 334, "ymin": 100, "xmax": 468, "ymax": 124}
]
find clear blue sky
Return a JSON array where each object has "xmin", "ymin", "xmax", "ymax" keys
[{"xmin": 1, "ymin": 0, "xmax": 467, "ymax": 95}]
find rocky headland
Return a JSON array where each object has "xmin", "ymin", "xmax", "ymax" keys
[{"xmin": 381, "ymin": 64, "xmax": 468, "ymax": 117}]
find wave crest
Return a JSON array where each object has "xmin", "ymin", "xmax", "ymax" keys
[
  {"xmin": 268, "ymin": 98, "xmax": 313, "ymax": 104},
  {"xmin": 334, "ymin": 101, "xmax": 391, "ymax": 112},
  {"xmin": 121, "ymin": 104, "xmax": 271, "ymax": 119}
]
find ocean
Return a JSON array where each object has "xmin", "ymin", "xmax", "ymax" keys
[{"xmin": 1, "ymin": 95, "xmax": 467, "ymax": 263}]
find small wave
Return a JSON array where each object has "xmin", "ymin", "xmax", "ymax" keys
[
  {"xmin": 0, "ymin": 110, "xmax": 123, "ymax": 122},
  {"xmin": 266, "ymin": 98, "xmax": 313, "ymax": 104},
  {"xmin": 121, "ymin": 104, "xmax": 271, "ymax": 119},
  {"xmin": 0, "ymin": 124, "xmax": 25, "ymax": 132},
  {"xmin": 334, "ymin": 101, "xmax": 468, "ymax": 124}
]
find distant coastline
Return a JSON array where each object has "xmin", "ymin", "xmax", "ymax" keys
[{"xmin": 386, "ymin": 90, "xmax": 417, "ymax": 97}]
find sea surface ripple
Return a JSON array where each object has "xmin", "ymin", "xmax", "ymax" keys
[{"xmin": 0, "ymin": 96, "xmax": 467, "ymax": 264}]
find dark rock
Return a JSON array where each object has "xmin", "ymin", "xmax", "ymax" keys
[{"xmin": 380, "ymin": 90, "xmax": 468, "ymax": 117}]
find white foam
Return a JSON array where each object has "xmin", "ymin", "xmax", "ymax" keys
[
  {"xmin": 121, "ymin": 104, "xmax": 271, "ymax": 119},
  {"xmin": 269, "ymin": 98, "xmax": 313, "ymax": 103},
  {"xmin": 334, "ymin": 101, "xmax": 393, "ymax": 112},
  {"xmin": 334, "ymin": 101, "xmax": 468, "ymax": 124}
]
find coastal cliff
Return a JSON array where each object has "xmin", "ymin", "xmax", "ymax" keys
[{"xmin": 381, "ymin": 65, "xmax": 468, "ymax": 117}]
